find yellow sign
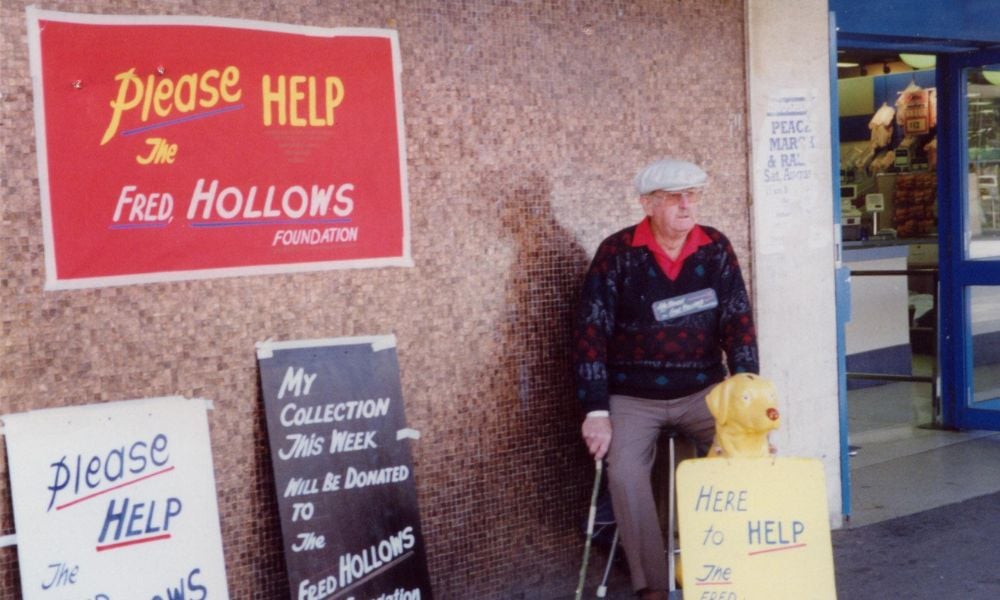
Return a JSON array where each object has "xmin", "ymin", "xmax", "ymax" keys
[{"xmin": 676, "ymin": 457, "xmax": 836, "ymax": 599}]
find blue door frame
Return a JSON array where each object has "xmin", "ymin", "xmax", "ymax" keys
[
  {"xmin": 828, "ymin": 12, "xmax": 852, "ymax": 519},
  {"xmin": 938, "ymin": 47, "xmax": 1000, "ymax": 430}
]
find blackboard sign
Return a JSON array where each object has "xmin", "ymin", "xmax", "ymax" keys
[{"xmin": 257, "ymin": 336, "xmax": 433, "ymax": 600}]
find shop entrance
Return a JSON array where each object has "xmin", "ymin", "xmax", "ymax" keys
[
  {"xmin": 835, "ymin": 46, "xmax": 940, "ymax": 423},
  {"xmin": 832, "ymin": 44, "xmax": 943, "ymax": 521},
  {"xmin": 835, "ymin": 45, "xmax": 1000, "ymax": 432},
  {"xmin": 832, "ymin": 30, "xmax": 1000, "ymax": 522}
]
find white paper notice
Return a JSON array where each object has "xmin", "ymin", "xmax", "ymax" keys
[{"xmin": 757, "ymin": 89, "xmax": 822, "ymax": 254}]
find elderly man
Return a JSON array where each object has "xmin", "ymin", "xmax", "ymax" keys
[{"xmin": 573, "ymin": 158, "xmax": 759, "ymax": 599}]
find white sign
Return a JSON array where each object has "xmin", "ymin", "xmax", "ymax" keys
[
  {"xmin": 677, "ymin": 457, "xmax": 836, "ymax": 599},
  {"xmin": 756, "ymin": 89, "xmax": 823, "ymax": 255},
  {"xmin": 865, "ymin": 193, "xmax": 885, "ymax": 212},
  {"xmin": 2, "ymin": 397, "xmax": 230, "ymax": 600}
]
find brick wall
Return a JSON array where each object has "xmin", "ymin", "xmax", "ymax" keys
[{"xmin": 0, "ymin": 1, "xmax": 750, "ymax": 597}]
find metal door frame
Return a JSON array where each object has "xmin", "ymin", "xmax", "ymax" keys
[{"xmin": 938, "ymin": 47, "xmax": 1000, "ymax": 430}]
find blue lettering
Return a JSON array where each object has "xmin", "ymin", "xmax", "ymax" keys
[
  {"xmin": 165, "ymin": 497, "xmax": 182, "ymax": 530},
  {"xmin": 152, "ymin": 567, "xmax": 207, "ymax": 600},
  {"xmin": 104, "ymin": 447, "xmax": 125, "ymax": 482},
  {"xmin": 46, "ymin": 457, "xmax": 70, "ymax": 511},
  {"xmin": 98, "ymin": 496, "xmax": 183, "ymax": 544},
  {"xmin": 128, "ymin": 441, "xmax": 149, "ymax": 474},
  {"xmin": 694, "ymin": 485, "xmax": 713, "ymax": 511},
  {"xmin": 747, "ymin": 519, "xmax": 806, "ymax": 545},
  {"xmin": 151, "ymin": 433, "xmax": 170, "ymax": 467},
  {"xmin": 693, "ymin": 486, "xmax": 748, "ymax": 512},
  {"xmin": 127, "ymin": 499, "xmax": 148, "ymax": 537},
  {"xmin": 187, "ymin": 567, "xmax": 207, "ymax": 600},
  {"xmin": 45, "ymin": 434, "xmax": 171, "ymax": 511},
  {"xmin": 85, "ymin": 456, "xmax": 102, "ymax": 489},
  {"xmin": 99, "ymin": 497, "xmax": 129, "ymax": 543},
  {"xmin": 166, "ymin": 578, "xmax": 186, "ymax": 600},
  {"xmin": 40, "ymin": 561, "xmax": 78, "ymax": 589}
]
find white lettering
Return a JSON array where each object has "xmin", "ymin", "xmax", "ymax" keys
[
  {"xmin": 338, "ymin": 527, "xmax": 415, "ymax": 587},
  {"xmin": 271, "ymin": 227, "xmax": 358, "ymax": 246},
  {"xmin": 298, "ymin": 574, "xmax": 338, "ymax": 600},
  {"xmin": 186, "ymin": 179, "xmax": 356, "ymax": 221},
  {"xmin": 279, "ymin": 398, "xmax": 391, "ymax": 425},
  {"xmin": 344, "ymin": 465, "xmax": 410, "ymax": 489},
  {"xmin": 328, "ymin": 430, "xmax": 377, "ymax": 453}
]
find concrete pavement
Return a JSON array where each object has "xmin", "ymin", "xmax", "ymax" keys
[{"xmin": 561, "ymin": 489, "xmax": 1000, "ymax": 599}]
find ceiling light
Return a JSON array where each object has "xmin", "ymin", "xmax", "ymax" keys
[
  {"xmin": 837, "ymin": 61, "xmax": 859, "ymax": 68},
  {"xmin": 899, "ymin": 54, "xmax": 936, "ymax": 69}
]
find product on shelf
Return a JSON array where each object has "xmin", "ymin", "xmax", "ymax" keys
[{"xmin": 893, "ymin": 172, "xmax": 937, "ymax": 237}]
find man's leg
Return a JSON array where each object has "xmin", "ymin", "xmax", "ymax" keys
[
  {"xmin": 607, "ymin": 394, "xmax": 671, "ymax": 593},
  {"xmin": 670, "ymin": 386, "xmax": 716, "ymax": 454}
]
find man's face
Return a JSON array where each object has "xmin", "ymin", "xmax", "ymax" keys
[{"xmin": 640, "ymin": 188, "xmax": 701, "ymax": 239}]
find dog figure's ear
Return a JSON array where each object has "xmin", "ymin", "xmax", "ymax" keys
[{"xmin": 705, "ymin": 378, "xmax": 729, "ymax": 426}]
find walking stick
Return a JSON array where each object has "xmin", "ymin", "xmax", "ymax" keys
[{"xmin": 575, "ymin": 458, "xmax": 603, "ymax": 600}]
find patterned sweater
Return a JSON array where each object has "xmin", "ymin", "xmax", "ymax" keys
[{"xmin": 573, "ymin": 223, "xmax": 759, "ymax": 413}]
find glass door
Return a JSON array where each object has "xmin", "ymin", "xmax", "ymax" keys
[{"xmin": 939, "ymin": 48, "xmax": 1000, "ymax": 429}]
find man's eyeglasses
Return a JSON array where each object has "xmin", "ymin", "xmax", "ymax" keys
[{"xmin": 650, "ymin": 189, "xmax": 701, "ymax": 206}]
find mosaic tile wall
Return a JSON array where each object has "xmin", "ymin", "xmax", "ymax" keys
[{"xmin": 0, "ymin": 1, "xmax": 751, "ymax": 597}]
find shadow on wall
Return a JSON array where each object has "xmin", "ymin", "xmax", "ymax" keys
[{"xmin": 457, "ymin": 170, "xmax": 594, "ymax": 595}]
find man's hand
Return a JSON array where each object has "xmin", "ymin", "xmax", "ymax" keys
[{"xmin": 582, "ymin": 415, "xmax": 612, "ymax": 460}]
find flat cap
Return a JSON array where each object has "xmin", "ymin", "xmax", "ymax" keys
[{"xmin": 633, "ymin": 159, "xmax": 708, "ymax": 194}]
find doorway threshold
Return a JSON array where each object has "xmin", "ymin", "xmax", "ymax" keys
[{"xmin": 846, "ymin": 429, "xmax": 1000, "ymax": 527}]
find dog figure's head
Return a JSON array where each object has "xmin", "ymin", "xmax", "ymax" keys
[{"xmin": 705, "ymin": 373, "xmax": 780, "ymax": 457}]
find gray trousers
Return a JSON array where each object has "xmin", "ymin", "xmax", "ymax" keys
[{"xmin": 606, "ymin": 389, "xmax": 715, "ymax": 592}]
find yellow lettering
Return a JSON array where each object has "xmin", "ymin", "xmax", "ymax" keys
[
  {"xmin": 175, "ymin": 74, "xmax": 198, "ymax": 112},
  {"xmin": 135, "ymin": 138, "xmax": 178, "ymax": 165},
  {"xmin": 101, "ymin": 68, "xmax": 143, "ymax": 145},
  {"xmin": 220, "ymin": 66, "xmax": 241, "ymax": 103},
  {"xmin": 262, "ymin": 75, "xmax": 286, "ymax": 126},
  {"xmin": 140, "ymin": 74, "xmax": 156, "ymax": 122},
  {"xmin": 308, "ymin": 77, "xmax": 323, "ymax": 126},
  {"xmin": 326, "ymin": 77, "xmax": 345, "ymax": 125},
  {"xmin": 198, "ymin": 69, "xmax": 220, "ymax": 107},
  {"xmin": 99, "ymin": 66, "xmax": 241, "ymax": 145},
  {"xmin": 261, "ymin": 74, "xmax": 344, "ymax": 128},
  {"xmin": 289, "ymin": 75, "xmax": 307, "ymax": 126},
  {"xmin": 153, "ymin": 77, "xmax": 174, "ymax": 117},
  {"xmin": 137, "ymin": 139, "xmax": 157, "ymax": 165}
]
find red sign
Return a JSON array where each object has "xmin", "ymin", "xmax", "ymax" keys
[{"xmin": 28, "ymin": 9, "xmax": 411, "ymax": 289}]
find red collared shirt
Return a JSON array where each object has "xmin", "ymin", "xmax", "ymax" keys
[{"xmin": 631, "ymin": 218, "xmax": 712, "ymax": 280}]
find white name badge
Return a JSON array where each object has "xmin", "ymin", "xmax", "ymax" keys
[{"xmin": 652, "ymin": 288, "xmax": 718, "ymax": 321}]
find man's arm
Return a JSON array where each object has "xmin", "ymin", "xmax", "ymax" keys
[
  {"xmin": 715, "ymin": 235, "xmax": 759, "ymax": 374},
  {"xmin": 573, "ymin": 239, "xmax": 621, "ymax": 457},
  {"xmin": 572, "ymin": 239, "xmax": 619, "ymax": 413}
]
